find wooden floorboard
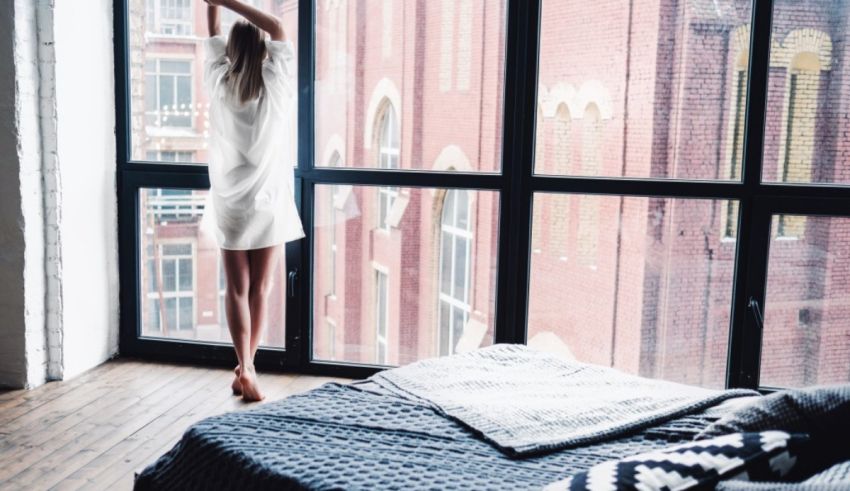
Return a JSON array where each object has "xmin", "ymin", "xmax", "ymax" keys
[{"xmin": 0, "ymin": 358, "xmax": 345, "ymax": 491}]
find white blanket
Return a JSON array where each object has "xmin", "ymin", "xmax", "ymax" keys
[{"xmin": 371, "ymin": 344, "xmax": 758, "ymax": 456}]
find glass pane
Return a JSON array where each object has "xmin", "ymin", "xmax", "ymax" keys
[
  {"xmin": 535, "ymin": 0, "xmax": 753, "ymax": 180},
  {"xmin": 762, "ymin": 4, "xmax": 849, "ymax": 185},
  {"xmin": 178, "ymin": 257, "xmax": 193, "ymax": 291},
  {"xmin": 139, "ymin": 187, "xmax": 287, "ymax": 347},
  {"xmin": 161, "ymin": 259, "xmax": 176, "ymax": 292},
  {"xmin": 439, "ymin": 302, "xmax": 451, "ymax": 356},
  {"xmin": 312, "ymin": 185, "xmax": 499, "ymax": 365},
  {"xmin": 146, "ymin": 299, "xmax": 161, "ymax": 332},
  {"xmin": 453, "ymin": 237, "xmax": 467, "ymax": 300},
  {"xmin": 439, "ymin": 232, "xmax": 452, "ymax": 295},
  {"xmin": 128, "ymin": 0, "xmax": 298, "ymax": 163},
  {"xmin": 528, "ymin": 194, "xmax": 739, "ymax": 388},
  {"xmin": 164, "ymin": 297, "xmax": 178, "ymax": 332},
  {"xmin": 179, "ymin": 298, "xmax": 194, "ymax": 330},
  {"xmin": 760, "ymin": 215, "xmax": 850, "ymax": 388},
  {"xmin": 314, "ymin": 0, "xmax": 507, "ymax": 172}
]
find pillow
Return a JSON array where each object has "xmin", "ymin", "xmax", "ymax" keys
[
  {"xmin": 543, "ymin": 431, "xmax": 808, "ymax": 491},
  {"xmin": 697, "ymin": 384, "xmax": 850, "ymax": 479},
  {"xmin": 715, "ymin": 460, "xmax": 850, "ymax": 490}
]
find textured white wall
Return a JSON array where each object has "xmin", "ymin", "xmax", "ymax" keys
[
  {"xmin": 0, "ymin": 0, "xmax": 49, "ymax": 389},
  {"xmin": 0, "ymin": 0, "xmax": 31, "ymax": 388},
  {"xmin": 0, "ymin": 0, "xmax": 118, "ymax": 388}
]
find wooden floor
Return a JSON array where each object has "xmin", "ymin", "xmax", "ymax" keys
[{"xmin": 0, "ymin": 359, "xmax": 345, "ymax": 491}]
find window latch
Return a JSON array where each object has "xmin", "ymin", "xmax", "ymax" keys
[
  {"xmin": 288, "ymin": 269, "xmax": 298, "ymax": 298},
  {"xmin": 748, "ymin": 297, "xmax": 764, "ymax": 331}
]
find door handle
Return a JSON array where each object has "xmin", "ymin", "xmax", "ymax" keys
[
  {"xmin": 288, "ymin": 269, "xmax": 298, "ymax": 298},
  {"xmin": 748, "ymin": 297, "xmax": 764, "ymax": 331}
]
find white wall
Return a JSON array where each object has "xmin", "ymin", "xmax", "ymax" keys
[
  {"xmin": 0, "ymin": 0, "xmax": 118, "ymax": 388},
  {"xmin": 53, "ymin": 0, "xmax": 119, "ymax": 379}
]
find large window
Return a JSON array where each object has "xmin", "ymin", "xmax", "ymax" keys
[
  {"xmin": 118, "ymin": 0, "xmax": 850, "ymax": 389},
  {"xmin": 311, "ymin": 185, "xmax": 498, "ymax": 366},
  {"xmin": 529, "ymin": 195, "xmax": 738, "ymax": 388},
  {"xmin": 761, "ymin": 215, "xmax": 850, "ymax": 388}
]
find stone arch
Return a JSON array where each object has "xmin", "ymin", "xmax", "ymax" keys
[
  {"xmin": 542, "ymin": 82, "xmax": 579, "ymax": 119},
  {"xmin": 364, "ymin": 78, "xmax": 402, "ymax": 149},
  {"xmin": 731, "ymin": 24, "xmax": 750, "ymax": 69},
  {"xmin": 773, "ymin": 28, "xmax": 833, "ymax": 71},
  {"xmin": 576, "ymin": 81, "xmax": 613, "ymax": 120},
  {"xmin": 431, "ymin": 144, "xmax": 473, "ymax": 172}
]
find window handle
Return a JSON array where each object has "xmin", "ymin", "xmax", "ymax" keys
[
  {"xmin": 748, "ymin": 297, "xmax": 764, "ymax": 331},
  {"xmin": 288, "ymin": 269, "xmax": 298, "ymax": 298}
]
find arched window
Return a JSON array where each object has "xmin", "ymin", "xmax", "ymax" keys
[
  {"xmin": 438, "ymin": 189, "xmax": 473, "ymax": 356},
  {"xmin": 377, "ymin": 104, "xmax": 400, "ymax": 230},
  {"xmin": 578, "ymin": 104, "xmax": 601, "ymax": 266},
  {"xmin": 777, "ymin": 51, "xmax": 821, "ymax": 237}
]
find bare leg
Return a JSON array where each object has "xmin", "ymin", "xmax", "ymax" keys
[
  {"xmin": 234, "ymin": 245, "xmax": 281, "ymax": 402},
  {"xmin": 222, "ymin": 249, "xmax": 251, "ymax": 396},
  {"xmin": 247, "ymin": 245, "xmax": 281, "ymax": 358}
]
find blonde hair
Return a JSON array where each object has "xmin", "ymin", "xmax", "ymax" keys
[{"xmin": 225, "ymin": 20, "xmax": 267, "ymax": 104}]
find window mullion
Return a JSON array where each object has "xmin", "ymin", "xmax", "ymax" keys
[
  {"xmin": 727, "ymin": 0, "xmax": 775, "ymax": 389},
  {"xmin": 494, "ymin": 0, "xmax": 541, "ymax": 345},
  {"xmin": 288, "ymin": 0, "xmax": 317, "ymax": 369}
]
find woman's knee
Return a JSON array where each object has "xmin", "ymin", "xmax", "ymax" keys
[
  {"xmin": 227, "ymin": 278, "xmax": 250, "ymax": 299},
  {"xmin": 249, "ymin": 279, "xmax": 275, "ymax": 301}
]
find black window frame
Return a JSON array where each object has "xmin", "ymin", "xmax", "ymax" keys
[{"xmin": 114, "ymin": 0, "xmax": 850, "ymax": 388}]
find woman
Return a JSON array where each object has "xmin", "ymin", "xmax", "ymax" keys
[{"xmin": 203, "ymin": 0, "xmax": 304, "ymax": 401}]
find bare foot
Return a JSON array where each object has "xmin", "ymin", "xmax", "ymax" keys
[
  {"xmin": 238, "ymin": 366, "xmax": 265, "ymax": 402},
  {"xmin": 231, "ymin": 365, "xmax": 242, "ymax": 395}
]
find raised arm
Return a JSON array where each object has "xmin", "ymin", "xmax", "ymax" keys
[
  {"xmin": 205, "ymin": 0, "xmax": 285, "ymax": 41},
  {"xmin": 206, "ymin": 4, "xmax": 221, "ymax": 37}
]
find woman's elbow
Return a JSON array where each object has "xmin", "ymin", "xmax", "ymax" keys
[{"xmin": 269, "ymin": 20, "xmax": 285, "ymax": 40}]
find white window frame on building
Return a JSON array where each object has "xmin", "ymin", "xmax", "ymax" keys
[
  {"xmin": 376, "ymin": 105, "xmax": 400, "ymax": 231},
  {"xmin": 146, "ymin": 0, "xmax": 193, "ymax": 36},
  {"xmin": 145, "ymin": 242, "xmax": 196, "ymax": 336},
  {"xmin": 374, "ymin": 267, "xmax": 390, "ymax": 365},
  {"xmin": 437, "ymin": 189, "xmax": 473, "ymax": 356},
  {"xmin": 145, "ymin": 58, "xmax": 193, "ymax": 129},
  {"xmin": 146, "ymin": 150, "xmax": 194, "ymax": 163}
]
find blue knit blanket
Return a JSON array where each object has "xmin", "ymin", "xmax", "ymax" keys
[
  {"xmin": 370, "ymin": 344, "xmax": 758, "ymax": 456},
  {"xmin": 135, "ymin": 382, "xmax": 723, "ymax": 490}
]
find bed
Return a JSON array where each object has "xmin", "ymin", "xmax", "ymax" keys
[{"xmin": 134, "ymin": 345, "xmax": 850, "ymax": 490}]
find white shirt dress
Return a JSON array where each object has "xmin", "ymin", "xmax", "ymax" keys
[{"xmin": 201, "ymin": 35, "xmax": 305, "ymax": 250}]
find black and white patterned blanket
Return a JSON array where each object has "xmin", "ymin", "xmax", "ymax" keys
[{"xmin": 371, "ymin": 344, "xmax": 758, "ymax": 456}]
